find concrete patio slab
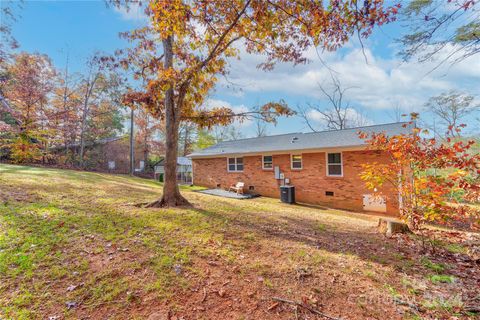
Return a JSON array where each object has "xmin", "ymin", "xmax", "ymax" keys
[{"xmin": 197, "ymin": 188, "xmax": 259, "ymax": 199}]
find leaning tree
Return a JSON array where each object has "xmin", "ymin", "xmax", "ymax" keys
[{"xmin": 115, "ymin": 0, "xmax": 400, "ymax": 207}]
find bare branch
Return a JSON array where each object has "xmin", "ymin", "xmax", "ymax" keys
[{"xmin": 297, "ymin": 73, "xmax": 365, "ymax": 131}]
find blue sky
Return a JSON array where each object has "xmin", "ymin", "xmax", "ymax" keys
[{"xmin": 7, "ymin": 1, "xmax": 480, "ymax": 137}]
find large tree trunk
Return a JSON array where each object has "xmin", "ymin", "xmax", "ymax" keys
[{"xmin": 147, "ymin": 35, "xmax": 190, "ymax": 208}]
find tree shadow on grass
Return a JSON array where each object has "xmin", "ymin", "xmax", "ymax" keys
[
  {"xmin": 179, "ymin": 205, "xmax": 368, "ymax": 258},
  {"xmin": 187, "ymin": 201, "xmax": 460, "ymax": 279},
  {"xmin": 3, "ymin": 177, "xmax": 479, "ymax": 319}
]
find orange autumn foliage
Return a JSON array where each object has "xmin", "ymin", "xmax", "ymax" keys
[
  {"xmin": 119, "ymin": 0, "xmax": 400, "ymax": 127},
  {"xmin": 359, "ymin": 114, "xmax": 480, "ymax": 229},
  {"xmin": 1, "ymin": 53, "xmax": 56, "ymax": 163},
  {"xmin": 115, "ymin": 0, "xmax": 401, "ymax": 206}
]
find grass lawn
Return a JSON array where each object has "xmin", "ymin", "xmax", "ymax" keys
[{"xmin": 1, "ymin": 164, "xmax": 479, "ymax": 319}]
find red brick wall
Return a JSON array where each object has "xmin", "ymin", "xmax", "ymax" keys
[{"xmin": 192, "ymin": 150, "xmax": 399, "ymax": 215}]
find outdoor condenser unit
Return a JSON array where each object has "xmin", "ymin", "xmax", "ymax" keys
[{"xmin": 280, "ymin": 185, "xmax": 295, "ymax": 204}]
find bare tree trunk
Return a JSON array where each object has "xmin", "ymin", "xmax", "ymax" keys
[
  {"xmin": 78, "ymin": 99, "xmax": 88, "ymax": 168},
  {"xmin": 62, "ymin": 54, "xmax": 70, "ymax": 162},
  {"xmin": 78, "ymin": 70, "xmax": 98, "ymax": 169},
  {"xmin": 143, "ymin": 113, "xmax": 150, "ymax": 163},
  {"xmin": 297, "ymin": 73, "xmax": 357, "ymax": 131},
  {"xmin": 129, "ymin": 107, "xmax": 135, "ymax": 176},
  {"xmin": 147, "ymin": 35, "xmax": 190, "ymax": 208}
]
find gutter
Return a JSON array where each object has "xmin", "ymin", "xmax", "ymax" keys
[{"xmin": 187, "ymin": 144, "xmax": 370, "ymax": 159}]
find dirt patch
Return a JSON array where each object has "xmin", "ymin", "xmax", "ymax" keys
[
  {"xmin": 0, "ymin": 184, "xmax": 40, "ymax": 204},
  {"xmin": 2, "ymin": 165, "xmax": 479, "ymax": 320}
]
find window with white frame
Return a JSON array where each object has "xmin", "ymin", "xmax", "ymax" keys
[
  {"xmin": 262, "ymin": 155, "xmax": 273, "ymax": 169},
  {"xmin": 291, "ymin": 154, "xmax": 302, "ymax": 169},
  {"xmin": 327, "ymin": 152, "xmax": 342, "ymax": 176},
  {"xmin": 227, "ymin": 157, "xmax": 244, "ymax": 172}
]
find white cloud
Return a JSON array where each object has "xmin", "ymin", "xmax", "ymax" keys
[
  {"xmin": 114, "ymin": 3, "xmax": 147, "ymax": 21},
  {"xmin": 217, "ymin": 44, "xmax": 480, "ymax": 114},
  {"xmin": 203, "ymin": 98, "xmax": 248, "ymax": 114},
  {"xmin": 203, "ymin": 98, "xmax": 252, "ymax": 128},
  {"xmin": 307, "ymin": 108, "xmax": 373, "ymax": 130}
]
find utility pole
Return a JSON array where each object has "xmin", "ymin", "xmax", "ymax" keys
[{"xmin": 130, "ymin": 107, "xmax": 135, "ymax": 176}]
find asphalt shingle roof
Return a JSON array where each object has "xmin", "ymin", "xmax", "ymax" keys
[{"xmin": 188, "ymin": 122, "xmax": 413, "ymax": 158}]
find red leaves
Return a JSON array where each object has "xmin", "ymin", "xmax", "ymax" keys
[
  {"xmin": 357, "ymin": 131, "xmax": 368, "ymax": 139},
  {"xmin": 122, "ymin": 90, "xmax": 153, "ymax": 109},
  {"xmin": 359, "ymin": 113, "xmax": 480, "ymax": 229}
]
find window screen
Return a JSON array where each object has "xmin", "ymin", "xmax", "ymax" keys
[
  {"xmin": 327, "ymin": 153, "xmax": 342, "ymax": 176},
  {"xmin": 227, "ymin": 157, "xmax": 243, "ymax": 172},
  {"xmin": 291, "ymin": 154, "xmax": 302, "ymax": 169},
  {"xmin": 263, "ymin": 155, "xmax": 273, "ymax": 169}
]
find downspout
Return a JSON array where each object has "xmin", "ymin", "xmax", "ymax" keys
[{"xmin": 192, "ymin": 159, "xmax": 195, "ymax": 185}]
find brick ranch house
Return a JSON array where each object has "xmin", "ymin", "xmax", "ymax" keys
[{"xmin": 188, "ymin": 122, "xmax": 413, "ymax": 215}]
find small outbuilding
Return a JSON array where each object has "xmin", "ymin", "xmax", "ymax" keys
[{"xmin": 154, "ymin": 156, "xmax": 192, "ymax": 184}]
